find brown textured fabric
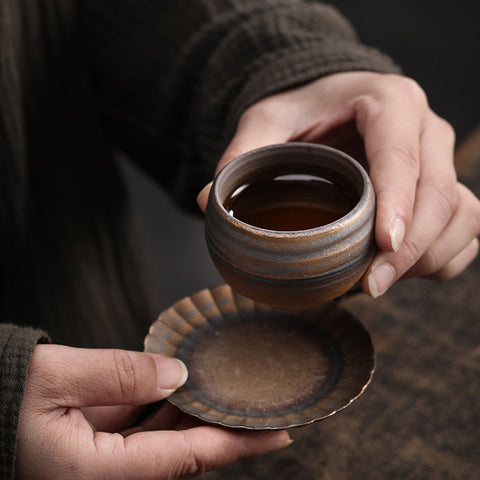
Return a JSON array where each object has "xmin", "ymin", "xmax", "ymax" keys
[
  {"xmin": 0, "ymin": 324, "xmax": 49, "ymax": 480},
  {"xmin": 0, "ymin": 0, "xmax": 159, "ymax": 349},
  {"xmin": 201, "ymin": 162, "xmax": 480, "ymax": 479}
]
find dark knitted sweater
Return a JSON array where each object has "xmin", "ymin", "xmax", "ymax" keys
[{"xmin": 0, "ymin": 0, "xmax": 398, "ymax": 478}]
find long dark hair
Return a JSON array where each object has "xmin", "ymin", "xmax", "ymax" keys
[{"xmin": 0, "ymin": 0, "xmax": 158, "ymax": 349}]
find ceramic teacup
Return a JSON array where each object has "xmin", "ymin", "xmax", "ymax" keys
[{"xmin": 204, "ymin": 143, "xmax": 376, "ymax": 309}]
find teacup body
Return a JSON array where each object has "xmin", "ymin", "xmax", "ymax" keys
[{"xmin": 205, "ymin": 143, "xmax": 375, "ymax": 309}]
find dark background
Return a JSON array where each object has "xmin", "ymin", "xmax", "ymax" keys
[{"xmin": 121, "ymin": 0, "xmax": 480, "ymax": 313}]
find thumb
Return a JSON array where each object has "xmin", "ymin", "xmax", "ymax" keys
[
  {"xmin": 196, "ymin": 106, "xmax": 291, "ymax": 211},
  {"xmin": 27, "ymin": 344, "xmax": 188, "ymax": 408},
  {"xmin": 216, "ymin": 111, "xmax": 291, "ymax": 175}
]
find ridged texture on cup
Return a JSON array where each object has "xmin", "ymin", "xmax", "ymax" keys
[{"xmin": 205, "ymin": 143, "xmax": 376, "ymax": 309}]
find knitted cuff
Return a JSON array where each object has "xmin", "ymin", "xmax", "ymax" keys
[{"xmin": 0, "ymin": 324, "xmax": 49, "ymax": 479}]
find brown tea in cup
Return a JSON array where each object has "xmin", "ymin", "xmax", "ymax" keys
[{"xmin": 225, "ymin": 173, "xmax": 357, "ymax": 231}]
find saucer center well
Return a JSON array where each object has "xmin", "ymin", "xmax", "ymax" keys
[{"xmin": 179, "ymin": 312, "xmax": 341, "ymax": 414}]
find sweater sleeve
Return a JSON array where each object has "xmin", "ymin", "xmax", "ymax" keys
[
  {"xmin": 0, "ymin": 324, "xmax": 49, "ymax": 479},
  {"xmin": 79, "ymin": 0, "xmax": 400, "ymax": 212}
]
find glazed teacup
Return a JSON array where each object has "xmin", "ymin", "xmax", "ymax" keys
[{"xmin": 204, "ymin": 143, "xmax": 376, "ymax": 309}]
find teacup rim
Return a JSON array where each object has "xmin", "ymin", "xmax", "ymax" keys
[{"xmin": 210, "ymin": 142, "xmax": 374, "ymax": 238}]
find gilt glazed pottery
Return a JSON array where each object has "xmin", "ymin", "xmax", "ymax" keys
[
  {"xmin": 204, "ymin": 143, "xmax": 376, "ymax": 309},
  {"xmin": 144, "ymin": 285, "xmax": 375, "ymax": 430}
]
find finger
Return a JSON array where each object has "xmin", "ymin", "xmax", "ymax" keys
[
  {"xmin": 405, "ymin": 184, "xmax": 480, "ymax": 278},
  {"xmin": 196, "ymin": 108, "xmax": 289, "ymax": 212},
  {"xmin": 197, "ymin": 99, "xmax": 294, "ymax": 211},
  {"xmin": 146, "ymin": 402, "xmax": 200, "ymax": 431},
  {"xmin": 196, "ymin": 73, "xmax": 366, "ymax": 213},
  {"xmin": 122, "ymin": 402, "xmax": 182, "ymax": 436},
  {"xmin": 28, "ymin": 345, "xmax": 188, "ymax": 408},
  {"xmin": 315, "ymin": 120, "xmax": 368, "ymax": 168},
  {"xmin": 425, "ymin": 237, "xmax": 479, "ymax": 281},
  {"xmin": 92, "ymin": 426, "xmax": 292, "ymax": 479},
  {"xmin": 216, "ymin": 110, "xmax": 291, "ymax": 175},
  {"xmin": 196, "ymin": 180, "xmax": 213, "ymax": 212},
  {"xmin": 363, "ymin": 114, "xmax": 458, "ymax": 297},
  {"xmin": 123, "ymin": 404, "xmax": 205, "ymax": 437},
  {"xmin": 196, "ymin": 106, "xmax": 291, "ymax": 212},
  {"xmin": 82, "ymin": 405, "xmax": 143, "ymax": 432},
  {"xmin": 356, "ymin": 79, "xmax": 424, "ymax": 252}
]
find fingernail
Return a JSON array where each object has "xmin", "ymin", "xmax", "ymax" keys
[
  {"xmin": 389, "ymin": 217, "xmax": 405, "ymax": 252},
  {"xmin": 196, "ymin": 181, "xmax": 213, "ymax": 206},
  {"xmin": 368, "ymin": 263, "xmax": 396, "ymax": 298},
  {"xmin": 153, "ymin": 356, "xmax": 188, "ymax": 392},
  {"xmin": 269, "ymin": 432, "xmax": 294, "ymax": 452}
]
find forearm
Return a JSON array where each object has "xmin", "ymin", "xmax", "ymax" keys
[
  {"xmin": 79, "ymin": 0, "xmax": 399, "ymax": 211},
  {"xmin": 0, "ymin": 324, "xmax": 49, "ymax": 479}
]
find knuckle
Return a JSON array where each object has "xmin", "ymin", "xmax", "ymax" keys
[
  {"xmin": 111, "ymin": 349, "xmax": 138, "ymax": 398},
  {"xmin": 428, "ymin": 265, "xmax": 455, "ymax": 282},
  {"xmin": 396, "ymin": 76, "xmax": 427, "ymax": 105},
  {"xmin": 429, "ymin": 239, "xmax": 479, "ymax": 281},
  {"xmin": 465, "ymin": 189, "xmax": 480, "ymax": 235},
  {"xmin": 418, "ymin": 248, "xmax": 441, "ymax": 276},
  {"xmin": 240, "ymin": 100, "xmax": 274, "ymax": 124},
  {"xmin": 471, "ymin": 237, "xmax": 480, "ymax": 259},
  {"xmin": 401, "ymin": 77, "xmax": 427, "ymax": 104},
  {"xmin": 93, "ymin": 431, "xmax": 125, "ymax": 457},
  {"xmin": 425, "ymin": 177, "xmax": 458, "ymax": 220},
  {"xmin": 402, "ymin": 235, "xmax": 423, "ymax": 265},
  {"xmin": 178, "ymin": 432, "xmax": 204, "ymax": 477},
  {"xmin": 372, "ymin": 75, "xmax": 427, "ymax": 105},
  {"xmin": 383, "ymin": 143, "xmax": 419, "ymax": 170},
  {"xmin": 468, "ymin": 237, "xmax": 480, "ymax": 262},
  {"xmin": 435, "ymin": 115, "xmax": 456, "ymax": 145}
]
